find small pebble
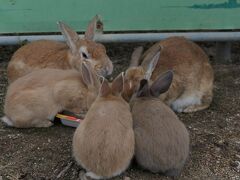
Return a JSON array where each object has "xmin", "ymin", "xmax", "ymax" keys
[
  {"xmin": 230, "ymin": 161, "xmax": 240, "ymax": 168},
  {"xmin": 236, "ymin": 161, "xmax": 240, "ymax": 169}
]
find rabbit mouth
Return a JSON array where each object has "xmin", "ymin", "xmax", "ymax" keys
[
  {"xmin": 106, "ymin": 62, "xmax": 114, "ymax": 75},
  {"xmin": 96, "ymin": 68, "xmax": 108, "ymax": 77}
]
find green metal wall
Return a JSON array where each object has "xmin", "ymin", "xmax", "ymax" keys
[{"xmin": 0, "ymin": 0, "xmax": 240, "ymax": 34}]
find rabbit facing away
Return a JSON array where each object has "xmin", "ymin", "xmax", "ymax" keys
[
  {"xmin": 73, "ymin": 73, "xmax": 135, "ymax": 179},
  {"xmin": 130, "ymin": 71, "xmax": 190, "ymax": 176},
  {"xmin": 1, "ymin": 62, "xmax": 100, "ymax": 128},
  {"xmin": 124, "ymin": 36, "xmax": 214, "ymax": 113},
  {"xmin": 7, "ymin": 15, "xmax": 113, "ymax": 83}
]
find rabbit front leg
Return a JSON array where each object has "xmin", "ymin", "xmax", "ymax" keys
[
  {"xmin": 85, "ymin": 171, "xmax": 103, "ymax": 180},
  {"xmin": 164, "ymin": 168, "xmax": 182, "ymax": 177},
  {"xmin": 182, "ymin": 104, "xmax": 209, "ymax": 113},
  {"xmin": 32, "ymin": 119, "xmax": 54, "ymax": 128}
]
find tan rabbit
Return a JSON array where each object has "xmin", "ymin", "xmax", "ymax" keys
[
  {"xmin": 124, "ymin": 36, "xmax": 214, "ymax": 113},
  {"xmin": 73, "ymin": 73, "xmax": 134, "ymax": 179},
  {"xmin": 123, "ymin": 46, "xmax": 149, "ymax": 102},
  {"xmin": 7, "ymin": 15, "xmax": 113, "ymax": 83},
  {"xmin": 130, "ymin": 71, "xmax": 190, "ymax": 176},
  {"xmin": 1, "ymin": 62, "xmax": 100, "ymax": 128}
]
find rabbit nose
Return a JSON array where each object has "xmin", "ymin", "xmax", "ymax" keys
[{"xmin": 101, "ymin": 69, "xmax": 108, "ymax": 77}]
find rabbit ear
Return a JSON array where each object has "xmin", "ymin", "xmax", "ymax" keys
[
  {"xmin": 58, "ymin": 21, "xmax": 79, "ymax": 54},
  {"xmin": 141, "ymin": 43, "xmax": 162, "ymax": 66},
  {"xmin": 99, "ymin": 77, "xmax": 111, "ymax": 97},
  {"xmin": 150, "ymin": 70, "xmax": 173, "ymax": 97},
  {"xmin": 85, "ymin": 15, "xmax": 101, "ymax": 41},
  {"xmin": 112, "ymin": 72, "xmax": 124, "ymax": 96},
  {"xmin": 144, "ymin": 51, "xmax": 161, "ymax": 80},
  {"xmin": 129, "ymin": 46, "xmax": 144, "ymax": 67},
  {"xmin": 137, "ymin": 79, "xmax": 150, "ymax": 97},
  {"xmin": 81, "ymin": 61, "xmax": 94, "ymax": 88}
]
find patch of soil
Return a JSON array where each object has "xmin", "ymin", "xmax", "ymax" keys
[{"xmin": 0, "ymin": 42, "xmax": 240, "ymax": 180}]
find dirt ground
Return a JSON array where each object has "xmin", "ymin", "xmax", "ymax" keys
[{"xmin": 0, "ymin": 41, "xmax": 240, "ymax": 180}]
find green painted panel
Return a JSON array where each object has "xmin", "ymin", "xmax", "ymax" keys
[{"xmin": 0, "ymin": 0, "xmax": 240, "ymax": 33}]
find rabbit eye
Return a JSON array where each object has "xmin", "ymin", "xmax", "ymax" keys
[{"xmin": 82, "ymin": 52, "xmax": 88, "ymax": 59}]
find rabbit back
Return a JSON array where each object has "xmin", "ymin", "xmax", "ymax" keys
[
  {"xmin": 73, "ymin": 99, "xmax": 134, "ymax": 178},
  {"xmin": 151, "ymin": 37, "xmax": 209, "ymax": 86},
  {"xmin": 143, "ymin": 37, "xmax": 214, "ymax": 112},
  {"xmin": 132, "ymin": 98, "xmax": 189, "ymax": 174},
  {"xmin": 4, "ymin": 69, "xmax": 91, "ymax": 128},
  {"xmin": 7, "ymin": 40, "xmax": 70, "ymax": 83}
]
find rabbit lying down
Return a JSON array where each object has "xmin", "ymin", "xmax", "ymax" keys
[
  {"xmin": 124, "ymin": 36, "xmax": 214, "ymax": 113},
  {"xmin": 7, "ymin": 15, "xmax": 113, "ymax": 83},
  {"xmin": 1, "ymin": 62, "xmax": 100, "ymax": 128}
]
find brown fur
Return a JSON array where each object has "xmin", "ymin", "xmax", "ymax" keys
[
  {"xmin": 122, "ymin": 67, "xmax": 145, "ymax": 102},
  {"xmin": 7, "ymin": 17, "xmax": 113, "ymax": 83},
  {"xmin": 124, "ymin": 36, "xmax": 214, "ymax": 113},
  {"xmin": 131, "ymin": 99, "xmax": 189, "ymax": 175},
  {"xmin": 73, "ymin": 74, "xmax": 134, "ymax": 179},
  {"xmin": 130, "ymin": 73, "xmax": 189, "ymax": 176},
  {"xmin": 2, "ymin": 63, "xmax": 100, "ymax": 128}
]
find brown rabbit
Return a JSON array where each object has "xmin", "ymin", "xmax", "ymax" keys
[
  {"xmin": 73, "ymin": 73, "xmax": 134, "ymax": 179},
  {"xmin": 1, "ymin": 62, "xmax": 100, "ymax": 128},
  {"xmin": 124, "ymin": 36, "xmax": 214, "ymax": 113},
  {"xmin": 123, "ymin": 46, "xmax": 153, "ymax": 102},
  {"xmin": 7, "ymin": 15, "xmax": 113, "ymax": 83},
  {"xmin": 130, "ymin": 71, "xmax": 190, "ymax": 176}
]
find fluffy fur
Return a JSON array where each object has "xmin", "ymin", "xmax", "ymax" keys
[
  {"xmin": 130, "ymin": 72, "xmax": 190, "ymax": 176},
  {"xmin": 1, "ymin": 116, "xmax": 13, "ymax": 126},
  {"xmin": 124, "ymin": 36, "xmax": 214, "ymax": 113},
  {"xmin": 2, "ymin": 62, "xmax": 100, "ymax": 128},
  {"xmin": 73, "ymin": 73, "xmax": 135, "ymax": 179},
  {"xmin": 7, "ymin": 16, "xmax": 113, "ymax": 83}
]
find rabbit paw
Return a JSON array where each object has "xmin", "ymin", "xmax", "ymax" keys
[
  {"xmin": 183, "ymin": 104, "xmax": 209, "ymax": 113},
  {"xmin": 85, "ymin": 171, "xmax": 103, "ymax": 180},
  {"xmin": 164, "ymin": 168, "xmax": 181, "ymax": 177},
  {"xmin": 35, "ymin": 120, "xmax": 53, "ymax": 128}
]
